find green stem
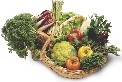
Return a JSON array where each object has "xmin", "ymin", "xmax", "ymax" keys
[{"xmin": 48, "ymin": 0, "xmax": 63, "ymax": 34}]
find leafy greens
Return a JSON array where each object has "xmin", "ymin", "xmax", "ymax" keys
[{"xmin": 1, "ymin": 13, "xmax": 37, "ymax": 58}]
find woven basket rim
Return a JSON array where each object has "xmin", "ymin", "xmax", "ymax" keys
[{"xmin": 39, "ymin": 51, "xmax": 108, "ymax": 79}]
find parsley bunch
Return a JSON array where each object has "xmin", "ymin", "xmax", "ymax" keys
[
  {"xmin": 1, "ymin": 13, "xmax": 37, "ymax": 58},
  {"xmin": 80, "ymin": 52, "xmax": 105, "ymax": 70}
]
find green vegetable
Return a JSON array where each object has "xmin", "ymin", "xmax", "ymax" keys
[
  {"xmin": 51, "ymin": 12, "xmax": 83, "ymax": 44},
  {"xmin": 88, "ymin": 13, "xmax": 111, "ymax": 40},
  {"xmin": 91, "ymin": 43, "xmax": 120, "ymax": 56},
  {"xmin": 51, "ymin": 41, "xmax": 77, "ymax": 66},
  {"xmin": 80, "ymin": 52, "xmax": 105, "ymax": 70},
  {"xmin": 48, "ymin": 0, "xmax": 63, "ymax": 34},
  {"xmin": 58, "ymin": 12, "xmax": 82, "ymax": 35},
  {"xmin": 52, "ymin": 0, "xmax": 63, "ymax": 21},
  {"xmin": 1, "ymin": 13, "xmax": 37, "ymax": 58},
  {"xmin": 58, "ymin": 12, "xmax": 76, "ymax": 25},
  {"xmin": 48, "ymin": 11, "xmax": 82, "ymax": 35}
]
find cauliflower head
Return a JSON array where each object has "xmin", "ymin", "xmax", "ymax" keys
[{"xmin": 51, "ymin": 41, "xmax": 77, "ymax": 66}]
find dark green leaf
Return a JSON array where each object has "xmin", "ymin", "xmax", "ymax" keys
[{"xmin": 1, "ymin": 13, "xmax": 37, "ymax": 59}]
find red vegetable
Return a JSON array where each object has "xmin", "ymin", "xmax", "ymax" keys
[
  {"xmin": 37, "ymin": 10, "xmax": 52, "ymax": 21},
  {"xmin": 68, "ymin": 29, "xmax": 82, "ymax": 41}
]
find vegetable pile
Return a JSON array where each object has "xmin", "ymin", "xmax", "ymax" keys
[{"xmin": 1, "ymin": 0, "xmax": 121, "ymax": 71}]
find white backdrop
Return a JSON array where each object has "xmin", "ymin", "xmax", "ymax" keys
[{"xmin": 0, "ymin": 0, "xmax": 122, "ymax": 82}]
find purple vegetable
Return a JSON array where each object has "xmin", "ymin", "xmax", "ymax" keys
[{"xmin": 35, "ymin": 10, "xmax": 56, "ymax": 31}]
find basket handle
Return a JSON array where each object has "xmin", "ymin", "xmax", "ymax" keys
[
  {"xmin": 40, "ymin": 14, "xmax": 86, "ymax": 58},
  {"xmin": 52, "ymin": 14, "xmax": 86, "ymax": 36}
]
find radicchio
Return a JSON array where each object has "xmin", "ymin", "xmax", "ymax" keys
[{"xmin": 37, "ymin": 10, "xmax": 56, "ymax": 29}]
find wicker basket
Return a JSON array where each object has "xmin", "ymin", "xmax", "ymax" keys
[{"xmin": 38, "ymin": 14, "xmax": 108, "ymax": 79}]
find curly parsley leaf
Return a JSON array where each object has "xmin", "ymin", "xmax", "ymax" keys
[
  {"xmin": 1, "ymin": 13, "xmax": 37, "ymax": 58},
  {"xmin": 80, "ymin": 53, "xmax": 105, "ymax": 70}
]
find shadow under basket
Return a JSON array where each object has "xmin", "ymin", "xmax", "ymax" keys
[{"xmin": 37, "ymin": 14, "xmax": 108, "ymax": 79}]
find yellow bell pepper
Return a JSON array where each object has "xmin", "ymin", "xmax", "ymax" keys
[{"xmin": 78, "ymin": 46, "xmax": 93, "ymax": 59}]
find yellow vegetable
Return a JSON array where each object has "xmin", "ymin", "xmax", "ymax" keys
[{"xmin": 78, "ymin": 46, "xmax": 93, "ymax": 59}]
